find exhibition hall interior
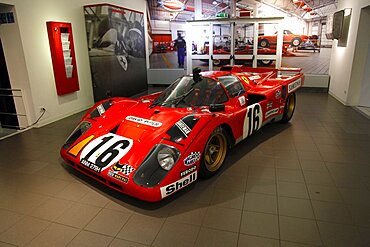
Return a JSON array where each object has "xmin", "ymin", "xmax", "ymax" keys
[{"xmin": 0, "ymin": 0, "xmax": 370, "ymax": 246}]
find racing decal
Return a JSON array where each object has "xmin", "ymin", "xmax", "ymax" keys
[
  {"xmin": 238, "ymin": 96, "xmax": 246, "ymax": 106},
  {"xmin": 175, "ymin": 120, "xmax": 191, "ymax": 137},
  {"xmin": 240, "ymin": 76, "xmax": 250, "ymax": 85},
  {"xmin": 243, "ymin": 103, "xmax": 263, "ymax": 139},
  {"xmin": 68, "ymin": 135, "xmax": 95, "ymax": 157},
  {"xmin": 288, "ymin": 78, "xmax": 302, "ymax": 93},
  {"xmin": 249, "ymin": 75, "xmax": 261, "ymax": 80},
  {"xmin": 160, "ymin": 172, "xmax": 197, "ymax": 198},
  {"xmin": 107, "ymin": 170, "xmax": 129, "ymax": 183},
  {"xmin": 112, "ymin": 163, "xmax": 135, "ymax": 175},
  {"xmin": 79, "ymin": 133, "xmax": 133, "ymax": 173},
  {"xmin": 90, "ymin": 100, "xmax": 112, "ymax": 119},
  {"xmin": 166, "ymin": 115, "xmax": 199, "ymax": 142},
  {"xmin": 275, "ymin": 89, "xmax": 282, "ymax": 99},
  {"xmin": 265, "ymin": 108, "xmax": 279, "ymax": 118},
  {"xmin": 184, "ymin": 152, "xmax": 201, "ymax": 166},
  {"xmin": 126, "ymin": 116, "xmax": 162, "ymax": 127},
  {"xmin": 180, "ymin": 166, "xmax": 197, "ymax": 177}
]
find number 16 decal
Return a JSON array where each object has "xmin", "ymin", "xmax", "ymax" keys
[
  {"xmin": 243, "ymin": 103, "xmax": 263, "ymax": 139},
  {"xmin": 80, "ymin": 133, "xmax": 133, "ymax": 173}
]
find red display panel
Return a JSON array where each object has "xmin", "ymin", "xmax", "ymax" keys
[{"xmin": 47, "ymin": 21, "xmax": 79, "ymax": 95}]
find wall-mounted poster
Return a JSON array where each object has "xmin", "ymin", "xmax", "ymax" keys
[{"xmin": 84, "ymin": 4, "xmax": 147, "ymax": 101}]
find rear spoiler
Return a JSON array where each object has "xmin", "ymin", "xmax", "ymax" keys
[{"xmin": 220, "ymin": 65, "xmax": 302, "ymax": 74}]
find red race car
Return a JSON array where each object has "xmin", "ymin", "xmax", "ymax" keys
[
  {"xmin": 258, "ymin": 29, "xmax": 311, "ymax": 48},
  {"xmin": 61, "ymin": 66, "xmax": 304, "ymax": 202}
]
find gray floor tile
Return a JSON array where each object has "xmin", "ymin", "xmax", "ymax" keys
[
  {"xmin": 214, "ymin": 173, "xmax": 247, "ymax": 192},
  {"xmin": 246, "ymin": 178, "xmax": 277, "ymax": 195},
  {"xmin": 0, "ymin": 210, "xmax": 23, "ymax": 234},
  {"xmin": 210, "ymin": 188, "xmax": 244, "ymax": 210},
  {"xmin": 306, "ymin": 184, "xmax": 343, "ymax": 203},
  {"xmin": 275, "ymin": 158, "xmax": 301, "ymax": 170},
  {"xmin": 248, "ymin": 166, "xmax": 276, "ymax": 180},
  {"xmin": 238, "ymin": 234, "xmax": 279, "ymax": 247},
  {"xmin": 202, "ymin": 206, "xmax": 242, "ymax": 232},
  {"xmin": 55, "ymin": 202, "xmax": 101, "ymax": 228},
  {"xmin": 153, "ymin": 221, "xmax": 200, "ymax": 247},
  {"xmin": 312, "ymin": 200, "xmax": 353, "ymax": 225},
  {"xmin": 0, "ymin": 216, "xmax": 50, "ymax": 247},
  {"xmin": 85, "ymin": 209, "xmax": 131, "ymax": 237},
  {"xmin": 79, "ymin": 190, "xmax": 110, "ymax": 207},
  {"xmin": 299, "ymin": 160, "xmax": 327, "ymax": 172},
  {"xmin": 27, "ymin": 223, "xmax": 79, "ymax": 247},
  {"xmin": 67, "ymin": 230, "xmax": 113, "ymax": 247},
  {"xmin": 277, "ymin": 168, "xmax": 305, "ymax": 183},
  {"xmin": 116, "ymin": 214, "xmax": 164, "ymax": 245},
  {"xmin": 358, "ymin": 227, "xmax": 370, "ymax": 246},
  {"xmin": 339, "ymin": 188, "xmax": 370, "ymax": 206},
  {"xmin": 29, "ymin": 197, "xmax": 73, "ymax": 221},
  {"xmin": 277, "ymin": 181, "xmax": 309, "ymax": 199},
  {"xmin": 278, "ymin": 197, "xmax": 315, "ymax": 219},
  {"xmin": 109, "ymin": 238, "xmax": 149, "ymax": 247},
  {"xmin": 166, "ymin": 201, "xmax": 208, "ymax": 226},
  {"xmin": 55, "ymin": 182, "xmax": 90, "ymax": 201},
  {"xmin": 303, "ymin": 170, "xmax": 335, "ymax": 186},
  {"xmin": 240, "ymin": 211, "xmax": 279, "ymax": 239},
  {"xmin": 194, "ymin": 227, "xmax": 238, "ymax": 247},
  {"xmin": 244, "ymin": 193, "xmax": 277, "ymax": 214},
  {"xmin": 347, "ymin": 205, "xmax": 370, "ymax": 227},
  {"xmin": 279, "ymin": 216, "xmax": 322, "ymax": 246},
  {"xmin": 318, "ymin": 221, "xmax": 362, "ymax": 247},
  {"xmin": 280, "ymin": 241, "xmax": 319, "ymax": 247}
]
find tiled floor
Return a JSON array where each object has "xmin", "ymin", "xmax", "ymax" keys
[{"xmin": 0, "ymin": 91, "xmax": 370, "ymax": 247}]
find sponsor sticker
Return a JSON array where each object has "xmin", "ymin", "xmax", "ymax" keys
[
  {"xmin": 108, "ymin": 170, "xmax": 129, "ymax": 183},
  {"xmin": 288, "ymin": 78, "xmax": 302, "ymax": 93},
  {"xmin": 180, "ymin": 165, "xmax": 197, "ymax": 177},
  {"xmin": 249, "ymin": 75, "xmax": 261, "ymax": 80},
  {"xmin": 265, "ymin": 108, "xmax": 279, "ymax": 118},
  {"xmin": 275, "ymin": 89, "xmax": 282, "ymax": 99},
  {"xmin": 160, "ymin": 172, "xmax": 197, "ymax": 198},
  {"xmin": 267, "ymin": 102, "xmax": 273, "ymax": 109},
  {"xmin": 175, "ymin": 120, "xmax": 191, "ymax": 137},
  {"xmin": 97, "ymin": 104, "xmax": 105, "ymax": 115},
  {"xmin": 112, "ymin": 163, "xmax": 135, "ymax": 175},
  {"xmin": 184, "ymin": 152, "xmax": 201, "ymax": 166},
  {"xmin": 126, "ymin": 116, "xmax": 162, "ymax": 127},
  {"xmin": 238, "ymin": 96, "xmax": 246, "ymax": 106}
]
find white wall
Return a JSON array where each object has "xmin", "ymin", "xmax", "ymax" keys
[
  {"xmin": 328, "ymin": 0, "xmax": 370, "ymax": 105},
  {"xmin": 0, "ymin": 0, "xmax": 146, "ymax": 127}
]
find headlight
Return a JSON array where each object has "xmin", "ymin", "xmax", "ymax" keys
[
  {"xmin": 133, "ymin": 144, "xmax": 180, "ymax": 187},
  {"xmin": 63, "ymin": 121, "xmax": 92, "ymax": 150},
  {"xmin": 158, "ymin": 147, "xmax": 177, "ymax": 171}
]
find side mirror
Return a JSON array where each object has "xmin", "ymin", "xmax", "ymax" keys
[{"xmin": 209, "ymin": 104, "xmax": 225, "ymax": 112}]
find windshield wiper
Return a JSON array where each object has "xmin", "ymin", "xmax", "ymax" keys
[{"xmin": 149, "ymin": 87, "xmax": 195, "ymax": 109}]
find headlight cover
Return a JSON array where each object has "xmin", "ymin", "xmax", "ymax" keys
[
  {"xmin": 133, "ymin": 144, "xmax": 180, "ymax": 187},
  {"xmin": 62, "ymin": 121, "xmax": 92, "ymax": 150}
]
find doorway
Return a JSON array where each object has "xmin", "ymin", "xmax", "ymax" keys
[{"xmin": 0, "ymin": 38, "xmax": 19, "ymax": 130}]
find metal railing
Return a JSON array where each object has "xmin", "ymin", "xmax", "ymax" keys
[{"xmin": 0, "ymin": 88, "xmax": 27, "ymax": 129}]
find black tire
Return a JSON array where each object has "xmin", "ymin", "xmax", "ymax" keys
[
  {"xmin": 259, "ymin": 39, "xmax": 269, "ymax": 48},
  {"xmin": 280, "ymin": 93, "xmax": 296, "ymax": 123},
  {"xmin": 213, "ymin": 59, "xmax": 221, "ymax": 66},
  {"xmin": 258, "ymin": 60, "xmax": 273, "ymax": 66},
  {"xmin": 200, "ymin": 127, "xmax": 228, "ymax": 178},
  {"xmin": 291, "ymin": 37, "xmax": 302, "ymax": 47}
]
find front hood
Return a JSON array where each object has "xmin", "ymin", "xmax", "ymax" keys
[{"xmin": 78, "ymin": 99, "xmax": 206, "ymax": 171}]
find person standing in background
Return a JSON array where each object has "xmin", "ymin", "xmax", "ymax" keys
[{"xmin": 174, "ymin": 33, "xmax": 186, "ymax": 68}]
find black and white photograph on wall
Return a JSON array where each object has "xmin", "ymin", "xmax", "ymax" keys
[{"xmin": 84, "ymin": 4, "xmax": 147, "ymax": 102}]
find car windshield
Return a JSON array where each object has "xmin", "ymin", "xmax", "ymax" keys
[{"xmin": 151, "ymin": 76, "xmax": 228, "ymax": 108}]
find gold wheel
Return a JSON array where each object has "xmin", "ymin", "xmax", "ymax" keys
[
  {"xmin": 204, "ymin": 129, "xmax": 227, "ymax": 172},
  {"xmin": 280, "ymin": 92, "xmax": 296, "ymax": 123}
]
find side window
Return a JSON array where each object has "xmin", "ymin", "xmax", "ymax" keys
[{"xmin": 218, "ymin": 75, "xmax": 246, "ymax": 98}]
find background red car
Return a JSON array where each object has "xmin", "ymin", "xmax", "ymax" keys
[{"xmin": 258, "ymin": 29, "xmax": 312, "ymax": 48}]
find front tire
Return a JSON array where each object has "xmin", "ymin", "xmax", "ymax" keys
[
  {"xmin": 291, "ymin": 37, "xmax": 302, "ymax": 47},
  {"xmin": 280, "ymin": 93, "xmax": 296, "ymax": 123},
  {"xmin": 259, "ymin": 39, "xmax": 269, "ymax": 48},
  {"xmin": 200, "ymin": 127, "xmax": 228, "ymax": 178}
]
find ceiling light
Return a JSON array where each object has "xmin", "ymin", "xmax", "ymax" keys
[{"xmin": 212, "ymin": 1, "xmax": 218, "ymax": 5}]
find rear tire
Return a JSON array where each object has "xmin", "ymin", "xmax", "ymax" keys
[
  {"xmin": 291, "ymin": 37, "xmax": 302, "ymax": 47},
  {"xmin": 259, "ymin": 39, "xmax": 269, "ymax": 48},
  {"xmin": 280, "ymin": 93, "xmax": 296, "ymax": 123},
  {"xmin": 200, "ymin": 127, "xmax": 228, "ymax": 178}
]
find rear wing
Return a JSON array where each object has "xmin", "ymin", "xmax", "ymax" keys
[{"xmin": 220, "ymin": 65, "xmax": 302, "ymax": 75}]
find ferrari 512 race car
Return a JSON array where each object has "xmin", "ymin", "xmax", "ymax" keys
[{"xmin": 60, "ymin": 66, "xmax": 304, "ymax": 202}]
